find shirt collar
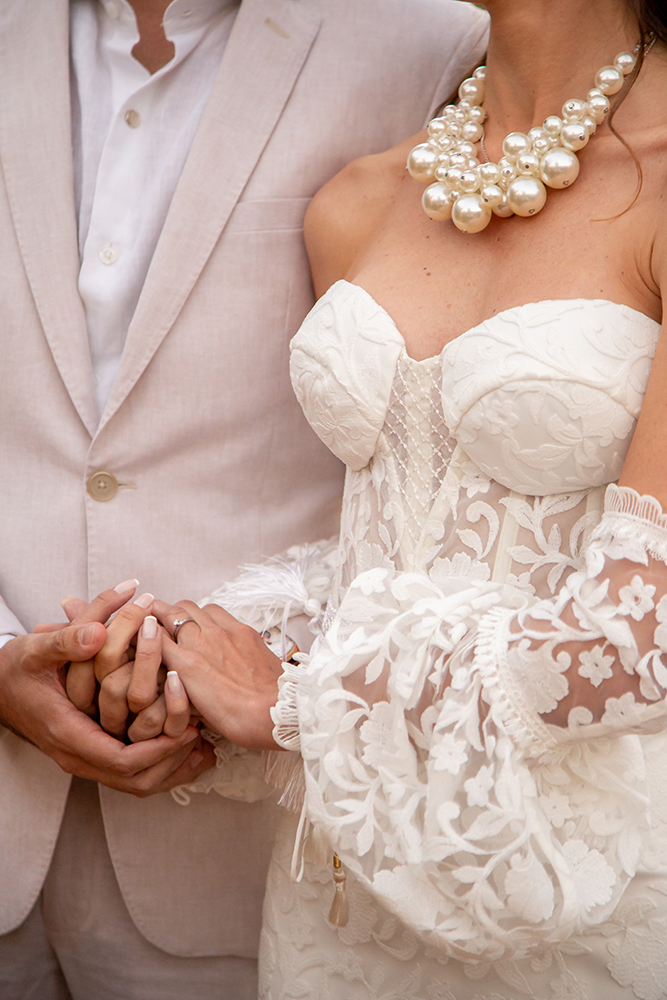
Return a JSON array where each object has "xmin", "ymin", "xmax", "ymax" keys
[{"xmin": 97, "ymin": 0, "xmax": 236, "ymax": 37}]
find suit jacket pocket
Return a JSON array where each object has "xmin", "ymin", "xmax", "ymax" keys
[{"xmin": 224, "ymin": 197, "xmax": 310, "ymax": 234}]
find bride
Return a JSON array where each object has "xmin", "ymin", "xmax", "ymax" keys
[{"xmin": 71, "ymin": 0, "xmax": 667, "ymax": 995}]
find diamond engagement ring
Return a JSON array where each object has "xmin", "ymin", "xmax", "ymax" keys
[{"xmin": 172, "ymin": 617, "xmax": 196, "ymax": 642}]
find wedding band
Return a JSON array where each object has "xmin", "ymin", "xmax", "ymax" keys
[{"xmin": 172, "ymin": 617, "xmax": 196, "ymax": 642}]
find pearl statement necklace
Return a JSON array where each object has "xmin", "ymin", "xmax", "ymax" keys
[{"xmin": 407, "ymin": 45, "xmax": 646, "ymax": 233}]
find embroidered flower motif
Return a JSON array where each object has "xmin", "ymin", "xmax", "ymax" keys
[
  {"xmin": 618, "ymin": 575, "xmax": 656, "ymax": 621},
  {"xmin": 430, "ymin": 734, "xmax": 467, "ymax": 775},
  {"xmin": 460, "ymin": 462, "xmax": 491, "ymax": 498},
  {"xmin": 539, "ymin": 790, "xmax": 574, "ymax": 829},
  {"xmin": 601, "ymin": 691, "xmax": 649, "ymax": 729},
  {"xmin": 464, "ymin": 765, "xmax": 494, "ymax": 807},
  {"xmin": 577, "ymin": 645, "xmax": 615, "ymax": 687}
]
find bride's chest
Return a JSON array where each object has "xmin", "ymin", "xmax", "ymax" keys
[{"xmin": 290, "ymin": 282, "xmax": 660, "ymax": 497}]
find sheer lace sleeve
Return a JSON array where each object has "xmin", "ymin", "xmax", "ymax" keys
[
  {"xmin": 475, "ymin": 484, "xmax": 667, "ymax": 750},
  {"xmin": 272, "ymin": 484, "xmax": 667, "ymax": 960}
]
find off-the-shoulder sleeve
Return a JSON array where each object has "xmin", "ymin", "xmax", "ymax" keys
[{"xmin": 271, "ymin": 484, "xmax": 667, "ymax": 960}]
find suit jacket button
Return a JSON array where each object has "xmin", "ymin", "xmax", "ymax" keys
[{"xmin": 87, "ymin": 471, "xmax": 118, "ymax": 501}]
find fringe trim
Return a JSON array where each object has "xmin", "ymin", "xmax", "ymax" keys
[
  {"xmin": 595, "ymin": 485, "xmax": 667, "ymax": 564},
  {"xmin": 473, "ymin": 606, "xmax": 560, "ymax": 760},
  {"xmin": 264, "ymin": 749, "xmax": 306, "ymax": 813},
  {"xmin": 270, "ymin": 658, "xmax": 306, "ymax": 752}
]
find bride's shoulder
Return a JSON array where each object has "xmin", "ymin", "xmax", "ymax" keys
[{"xmin": 305, "ymin": 133, "xmax": 419, "ymax": 297}]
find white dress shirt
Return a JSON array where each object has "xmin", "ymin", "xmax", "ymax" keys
[{"xmin": 70, "ymin": 0, "xmax": 239, "ymax": 416}]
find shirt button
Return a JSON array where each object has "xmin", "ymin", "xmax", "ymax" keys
[
  {"xmin": 87, "ymin": 471, "xmax": 118, "ymax": 502},
  {"xmin": 125, "ymin": 109, "xmax": 141, "ymax": 128},
  {"xmin": 99, "ymin": 245, "xmax": 117, "ymax": 265}
]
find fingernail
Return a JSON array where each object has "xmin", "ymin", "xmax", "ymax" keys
[
  {"xmin": 189, "ymin": 750, "xmax": 204, "ymax": 769},
  {"xmin": 166, "ymin": 670, "xmax": 183, "ymax": 696},
  {"xmin": 141, "ymin": 616, "xmax": 158, "ymax": 639},
  {"xmin": 114, "ymin": 578, "xmax": 139, "ymax": 594},
  {"xmin": 134, "ymin": 592, "xmax": 154, "ymax": 610},
  {"xmin": 78, "ymin": 623, "xmax": 97, "ymax": 646},
  {"xmin": 60, "ymin": 595, "xmax": 74, "ymax": 609}
]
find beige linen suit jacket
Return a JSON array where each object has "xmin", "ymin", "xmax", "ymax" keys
[{"xmin": 0, "ymin": 0, "xmax": 487, "ymax": 958}]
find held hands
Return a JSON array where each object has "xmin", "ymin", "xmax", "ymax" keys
[
  {"xmin": 50, "ymin": 585, "xmax": 281, "ymax": 775},
  {"xmin": 0, "ymin": 582, "xmax": 207, "ymax": 795},
  {"xmin": 57, "ymin": 584, "xmax": 197, "ymax": 743}
]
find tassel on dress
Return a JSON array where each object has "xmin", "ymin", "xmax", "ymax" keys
[{"xmin": 328, "ymin": 854, "xmax": 349, "ymax": 927}]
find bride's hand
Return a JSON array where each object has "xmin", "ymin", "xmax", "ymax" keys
[
  {"xmin": 153, "ymin": 599, "xmax": 283, "ymax": 750},
  {"xmin": 126, "ymin": 617, "xmax": 198, "ymax": 742}
]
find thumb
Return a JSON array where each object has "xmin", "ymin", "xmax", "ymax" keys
[{"xmin": 47, "ymin": 621, "xmax": 107, "ymax": 663}]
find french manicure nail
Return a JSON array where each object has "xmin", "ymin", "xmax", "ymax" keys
[
  {"xmin": 166, "ymin": 670, "xmax": 183, "ymax": 696},
  {"xmin": 78, "ymin": 623, "xmax": 97, "ymax": 646},
  {"xmin": 141, "ymin": 616, "xmax": 158, "ymax": 639},
  {"xmin": 134, "ymin": 592, "xmax": 154, "ymax": 610},
  {"xmin": 60, "ymin": 595, "xmax": 75, "ymax": 609},
  {"xmin": 114, "ymin": 578, "xmax": 139, "ymax": 594}
]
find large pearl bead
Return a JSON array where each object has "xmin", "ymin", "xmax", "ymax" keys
[
  {"xmin": 539, "ymin": 147, "xmax": 580, "ymax": 188},
  {"xmin": 468, "ymin": 106, "xmax": 486, "ymax": 124},
  {"xmin": 451, "ymin": 194, "xmax": 492, "ymax": 233},
  {"xmin": 560, "ymin": 121, "xmax": 589, "ymax": 151},
  {"xmin": 506, "ymin": 177, "xmax": 547, "ymax": 216},
  {"xmin": 458, "ymin": 78, "xmax": 485, "ymax": 103},
  {"xmin": 478, "ymin": 161, "xmax": 501, "ymax": 185},
  {"xmin": 517, "ymin": 152, "xmax": 540, "ymax": 176},
  {"xmin": 562, "ymin": 98, "xmax": 587, "ymax": 121},
  {"xmin": 595, "ymin": 65, "xmax": 624, "ymax": 95},
  {"xmin": 502, "ymin": 131, "xmax": 531, "ymax": 159},
  {"xmin": 458, "ymin": 141, "xmax": 478, "ymax": 158},
  {"xmin": 473, "ymin": 66, "xmax": 486, "ymax": 79},
  {"xmin": 422, "ymin": 183, "xmax": 453, "ymax": 221},
  {"xmin": 443, "ymin": 166, "xmax": 463, "ymax": 188},
  {"xmin": 614, "ymin": 51, "xmax": 636, "ymax": 75},
  {"xmin": 480, "ymin": 184, "xmax": 504, "ymax": 208},
  {"xmin": 427, "ymin": 117, "xmax": 447, "ymax": 139},
  {"xmin": 407, "ymin": 143, "xmax": 438, "ymax": 183},
  {"xmin": 587, "ymin": 93, "xmax": 610, "ymax": 124},
  {"xmin": 462, "ymin": 121, "xmax": 484, "ymax": 142},
  {"xmin": 543, "ymin": 115, "xmax": 563, "ymax": 137},
  {"xmin": 459, "ymin": 169, "xmax": 481, "ymax": 193}
]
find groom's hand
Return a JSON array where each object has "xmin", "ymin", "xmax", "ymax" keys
[{"xmin": 0, "ymin": 588, "xmax": 205, "ymax": 795}]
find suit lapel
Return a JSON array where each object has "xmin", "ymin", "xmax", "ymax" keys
[
  {"xmin": 0, "ymin": 0, "xmax": 98, "ymax": 436},
  {"xmin": 100, "ymin": 0, "xmax": 322, "ymax": 428}
]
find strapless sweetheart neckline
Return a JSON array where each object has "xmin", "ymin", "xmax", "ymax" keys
[{"xmin": 338, "ymin": 278, "xmax": 659, "ymax": 364}]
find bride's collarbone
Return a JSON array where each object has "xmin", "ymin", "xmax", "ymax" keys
[{"xmin": 347, "ymin": 165, "xmax": 661, "ymax": 361}]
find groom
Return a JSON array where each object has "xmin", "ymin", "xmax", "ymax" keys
[{"xmin": 0, "ymin": 0, "xmax": 487, "ymax": 996}]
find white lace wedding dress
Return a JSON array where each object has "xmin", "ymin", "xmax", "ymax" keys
[{"xmin": 255, "ymin": 280, "xmax": 667, "ymax": 1000}]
